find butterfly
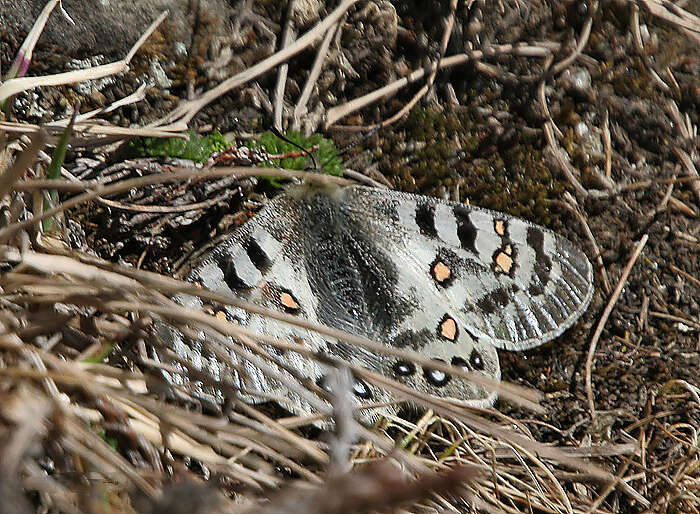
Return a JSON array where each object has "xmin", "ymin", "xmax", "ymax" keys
[{"xmin": 158, "ymin": 180, "xmax": 593, "ymax": 421}]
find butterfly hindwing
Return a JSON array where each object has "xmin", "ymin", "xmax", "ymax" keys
[{"xmin": 169, "ymin": 194, "xmax": 333, "ymax": 414}]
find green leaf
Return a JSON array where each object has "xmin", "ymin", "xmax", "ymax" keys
[
  {"xmin": 42, "ymin": 108, "xmax": 77, "ymax": 231},
  {"xmin": 246, "ymin": 130, "xmax": 343, "ymax": 177}
]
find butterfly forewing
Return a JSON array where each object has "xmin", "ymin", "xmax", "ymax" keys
[
  {"xmin": 168, "ymin": 197, "xmax": 332, "ymax": 413},
  {"xmin": 342, "ymin": 187, "xmax": 594, "ymax": 351}
]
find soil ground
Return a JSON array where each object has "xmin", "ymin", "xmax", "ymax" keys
[{"xmin": 1, "ymin": 1, "xmax": 698, "ymax": 512}]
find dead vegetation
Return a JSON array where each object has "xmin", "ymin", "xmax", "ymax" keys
[{"xmin": 0, "ymin": 0, "xmax": 699, "ymax": 512}]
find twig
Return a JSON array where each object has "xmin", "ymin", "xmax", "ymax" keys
[
  {"xmin": 543, "ymin": 123, "xmax": 588, "ymax": 199},
  {"xmin": 538, "ymin": 64, "xmax": 562, "ymax": 139},
  {"xmin": 341, "ymin": 168, "xmax": 388, "ymax": 189},
  {"xmin": 328, "ymin": 367, "xmax": 359, "ymax": 474},
  {"xmin": 0, "ymin": 120, "xmax": 185, "ymax": 141},
  {"xmin": 636, "ymin": 0, "xmax": 700, "ymax": 46},
  {"xmin": 648, "ymin": 311, "xmax": 700, "ymax": 331},
  {"xmin": 2, "ymin": 247, "xmax": 543, "ymax": 411},
  {"xmin": 638, "ymin": 294, "xmax": 649, "ymax": 332},
  {"xmin": 272, "ymin": 0, "xmax": 298, "ymax": 130},
  {"xmin": 561, "ymin": 192, "xmax": 611, "ymax": 294},
  {"xmin": 674, "ymin": 148, "xmax": 700, "ymax": 208},
  {"xmin": 326, "ymin": 43, "xmax": 555, "ymax": 129},
  {"xmin": 0, "ymin": 129, "xmax": 47, "ymax": 199},
  {"xmin": 0, "ymin": 11, "xmax": 167, "ymax": 103},
  {"xmin": 668, "ymin": 196, "xmax": 697, "ymax": 217},
  {"xmin": 94, "ymin": 194, "xmax": 232, "ymax": 214},
  {"xmin": 630, "ymin": 4, "xmax": 669, "ymax": 90},
  {"xmin": 671, "ymin": 264, "xmax": 700, "ymax": 289},
  {"xmin": 551, "ymin": 0, "xmax": 597, "ymax": 74},
  {"xmin": 56, "ymin": 83, "xmax": 151, "ymax": 124},
  {"xmin": 293, "ymin": 23, "xmax": 338, "ymax": 129},
  {"xmin": 585, "ymin": 234, "xmax": 649, "ymax": 418},
  {"xmin": 6, "ymin": 0, "xmax": 61, "ymax": 79},
  {"xmin": 603, "ymin": 110, "xmax": 612, "ymax": 179},
  {"xmin": 154, "ymin": 0, "xmax": 359, "ymax": 130},
  {"xmin": 661, "ymin": 379, "xmax": 700, "ymax": 405},
  {"xmin": 653, "ymin": 178, "xmax": 675, "ymax": 217},
  {"xmin": 585, "ymin": 460, "xmax": 632, "ymax": 514},
  {"xmin": 0, "ymin": 166, "xmax": 352, "ymax": 242},
  {"xmin": 371, "ymin": 0, "xmax": 459, "ymax": 128},
  {"xmin": 325, "ymin": 58, "xmax": 445, "ymax": 128}
]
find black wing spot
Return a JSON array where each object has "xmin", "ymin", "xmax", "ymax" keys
[
  {"xmin": 244, "ymin": 237, "xmax": 271, "ymax": 273},
  {"xmin": 528, "ymin": 282, "xmax": 545, "ymax": 296},
  {"xmin": 491, "ymin": 287, "xmax": 511, "ymax": 308},
  {"xmin": 451, "ymin": 356, "xmax": 470, "ymax": 370},
  {"xmin": 393, "ymin": 360, "xmax": 417, "ymax": 377},
  {"xmin": 476, "ymin": 287, "xmax": 511, "ymax": 314},
  {"xmin": 316, "ymin": 375, "xmax": 332, "ymax": 394},
  {"xmin": 424, "ymin": 359, "xmax": 451, "ymax": 387},
  {"xmin": 526, "ymin": 226, "xmax": 544, "ymax": 253},
  {"xmin": 527, "ymin": 227, "xmax": 552, "ymax": 287},
  {"xmin": 415, "ymin": 203, "xmax": 437, "ymax": 237},
  {"xmin": 454, "ymin": 206, "xmax": 478, "ymax": 254},
  {"xmin": 476, "ymin": 295, "xmax": 496, "ymax": 314},
  {"xmin": 534, "ymin": 253, "xmax": 552, "ymax": 287},
  {"xmin": 470, "ymin": 349, "xmax": 485, "ymax": 371},
  {"xmin": 221, "ymin": 257, "xmax": 251, "ymax": 290},
  {"xmin": 352, "ymin": 378, "xmax": 373, "ymax": 399},
  {"xmin": 391, "ymin": 329, "xmax": 433, "ymax": 350}
]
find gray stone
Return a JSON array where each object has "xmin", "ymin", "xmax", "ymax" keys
[{"xmin": 0, "ymin": 0, "xmax": 231, "ymax": 56}]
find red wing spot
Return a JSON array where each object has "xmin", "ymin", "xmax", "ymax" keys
[
  {"xmin": 280, "ymin": 291, "xmax": 301, "ymax": 313},
  {"xmin": 494, "ymin": 219, "xmax": 506, "ymax": 236},
  {"xmin": 439, "ymin": 315, "xmax": 458, "ymax": 341},
  {"xmin": 432, "ymin": 260, "xmax": 451, "ymax": 284},
  {"xmin": 494, "ymin": 251, "xmax": 514, "ymax": 274}
]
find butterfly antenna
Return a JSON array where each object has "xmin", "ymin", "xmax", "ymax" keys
[
  {"xmin": 321, "ymin": 123, "xmax": 387, "ymax": 172},
  {"xmin": 269, "ymin": 126, "xmax": 319, "ymax": 171},
  {"xmin": 320, "ymin": 124, "xmax": 387, "ymax": 187},
  {"xmin": 332, "ymin": 124, "xmax": 383, "ymax": 160}
]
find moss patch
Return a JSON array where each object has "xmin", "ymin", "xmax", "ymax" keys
[
  {"xmin": 378, "ymin": 107, "xmax": 566, "ymax": 226},
  {"xmin": 129, "ymin": 130, "xmax": 229, "ymax": 162}
]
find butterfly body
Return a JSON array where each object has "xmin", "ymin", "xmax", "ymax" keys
[{"xmin": 159, "ymin": 183, "xmax": 593, "ymax": 419}]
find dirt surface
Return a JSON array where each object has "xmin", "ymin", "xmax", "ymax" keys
[{"xmin": 2, "ymin": 0, "xmax": 699, "ymax": 512}]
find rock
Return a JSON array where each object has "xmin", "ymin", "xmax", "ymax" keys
[{"xmin": 0, "ymin": 0, "xmax": 231, "ymax": 56}]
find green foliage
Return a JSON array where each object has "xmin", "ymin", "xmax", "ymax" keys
[
  {"xmin": 130, "ymin": 130, "xmax": 229, "ymax": 162},
  {"xmin": 97, "ymin": 427, "xmax": 118, "ymax": 451},
  {"xmin": 82, "ymin": 343, "xmax": 114, "ymax": 364},
  {"xmin": 42, "ymin": 112, "xmax": 76, "ymax": 231},
  {"xmin": 247, "ymin": 130, "xmax": 343, "ymax": 177}
]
